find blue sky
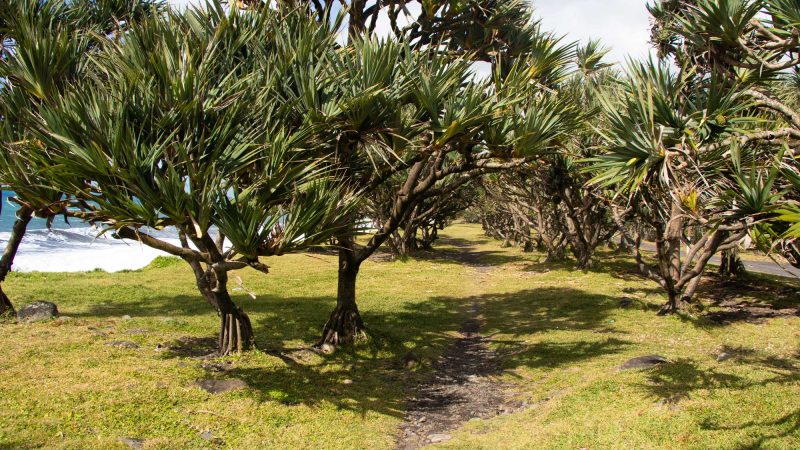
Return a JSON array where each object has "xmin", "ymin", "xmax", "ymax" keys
[{"xmin": 167, "ymin": 0, "xmax": 654, "ymax": 63}]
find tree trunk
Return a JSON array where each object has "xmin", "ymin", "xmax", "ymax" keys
[
  {"xmin": 189, "ymin": 263, "xmax": 253, "ymax": 356},
  {"xmin": 659, "ymin": 291, "xmax": 690, "ymax": 315},
  {"xmin": 0, "ymin": 289, "xmax": 14, "ymax": 318},
  {"xmin": 318, "ymin": 238, "xmax": 366, "ymax": 347},
  {"xmin": 718, "ymin": 249, "xmax": 745, "ymax": 278},
  {"xmin": 216, "ymin": 294, "xmax": 254, "ymax": 357},
  {"xmin": 0, "ymin": 205, "xmax": 34, "ymax": 316},
  {"xmin": 616, "ymin": 235, "xmax": 632, "ymax": 254}
]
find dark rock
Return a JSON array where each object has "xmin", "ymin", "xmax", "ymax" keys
[
  {"xmin": 619, "ymin": 297, "xmax": 634, "ymax": 308},
  {"xmin": 106, "ymin": 340, "xmax": 140, "ymax": 349},
  {"xmin": 618, "ymin": 355, "xmax": 668, "ymax": 370},
  {"xmin": 195, "ymin": 379, "xmax": 248, "ymax": 394},
  {"xmin": 17, "ymin": 301, "xmax": 58, "ymax": 323},
  {"xmin": 118, "ymin": 437, "xmax": 145, "ymax": 449}
]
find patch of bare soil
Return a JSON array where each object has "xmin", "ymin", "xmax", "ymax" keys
[
  {"xmin": 702, "ymin": 278, "xmax": 800, "ymax": 324},
  {"xmin": 397, "ymin": 307, "xmax": 524, "ymax": 449},
  {"xmin": 706, "ymin": 301, "xmax": 800, "ymax": 324},
  {"xmin": 396, "ymin": 247, "xmax": 522, "ymax": 449}
]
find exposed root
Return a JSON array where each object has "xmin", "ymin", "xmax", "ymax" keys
[
  {"xmin": 218, "ymin": 307, "xmax": 254, "ymax": 356},
  {"xmin": 317, "ymin": 305, "xmax": 366, "ymax": 348}
]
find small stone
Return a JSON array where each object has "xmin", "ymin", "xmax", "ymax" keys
[
  {"xmin": 619, "ymin": 297, "xmax": 634, "ymax": 308},
  {"xmin": 106, "ymin": 340, "xmax": 140, "ymax": 349},
  {"xmin": 342, "ymin": 379, "xmax": 353, "ymax": 385},
  {"xmin": 618, "ymin": 355, "xmax": 668, "ymax": 371},
  {"xmin": 195, "ymin": 379, "xmax": 248, "ymax": 394},
  {"xmin": 200, "ymin": 430, "xmax": 224, "ymax": 445},
  {"xmin": 121, "ymin": 315, "xmax": 132, "ymax": 321},
  {"xmin": 403, "ymin": 352, "xmax": 421, "ymax": 369},
  {"xmin": 319, "ymin": 343, "xmax": 336, "ymax": 355},
  {"xmin": 427, "ymin": 433, "xmax": 452, "ymax": 443},
  {"xmin": 124, "ymin": 329, "xmax": 148, "ymax": 335},
  {"xmin": 118, "ymin": 437, "xmax": 145, "ymax": 449},
  {"xmin": 716, "ymin": 352, "xmax": 733, "ymax": 362},
  {"xmin": 17, "ymin": 301, "xmax": 58, "ymax": 323}
]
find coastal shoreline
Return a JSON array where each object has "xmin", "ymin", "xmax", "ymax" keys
[{"xmin": 0, "ymin": 227, "xmax": 178, "ymax": 273}]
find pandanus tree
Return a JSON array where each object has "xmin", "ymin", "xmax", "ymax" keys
[
  {"xmin": 28, "ymin": 4, "xmax": 354, "ymax": 354},
  {"xmin": 302, "ymin": 44, "xmax": 582, "ymax": 346},
  {"xmin": 588, "ymin": 54, "xmax": 788, "ymax": 313},
  {"xmin": 288, "ymin": 1, "xmax": 585, "ymax": 347},
  {"xmin": 0, "ymin": 0, "xmax": 164, "ymax": 316},
  {"xmin": 646, "ymin": 0, "xmax": 800, "ymax": 270}
]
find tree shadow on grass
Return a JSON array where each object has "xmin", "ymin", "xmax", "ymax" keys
[
  {"xmin": 699, "ymin": 409, "xmax": 800, "ymax": 449},
  {"xmin": 203, "ymin": 286, "xmax": 635, "ymax": 418},
  {"xmin": 638, "ymin": 349, "xmax": 799, "ymax": 403}
]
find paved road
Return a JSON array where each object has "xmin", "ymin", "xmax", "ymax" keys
[{"xmin": 637, "ymin": 242, "xmax": 800, "ymax": 279}]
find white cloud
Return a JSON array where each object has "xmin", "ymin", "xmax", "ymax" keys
[{"xmin": 533, "ymin": 0, "xmax": 656, "ymax": 64}]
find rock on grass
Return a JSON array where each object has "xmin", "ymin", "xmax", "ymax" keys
[
  {"xmin": 17, "ymin": 301, "xmax": 58, "ymax": 323},
  {"xmin": 618, "ymin": 355, "xmax": 668, "ymax": 370},
  {"xmin": 195, "ymin": 379, "xmax": 248, "ymax": 394}
]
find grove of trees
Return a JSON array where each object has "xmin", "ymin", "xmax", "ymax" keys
[{"xmin": 0, "ymin": 0, "xmax": 798, "ymax": 353}]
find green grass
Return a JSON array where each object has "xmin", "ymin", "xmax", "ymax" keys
[{"xmin": 1, "ymin": 224, "xmax": 798, "ymax": 449}]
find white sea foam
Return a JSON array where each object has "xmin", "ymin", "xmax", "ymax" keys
[{"xmin": 0, "ymin": 227, "xmax": 183, "ymax": 273}]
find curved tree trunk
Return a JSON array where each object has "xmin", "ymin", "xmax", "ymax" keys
[
  {"xmin": 318, "ymin": 237, "xmax": 366, "ymax": 347},
  {"xmin": 0, "ymin": 205, "xmax": 34, "ymax": 317},
  {"xmin": 188, "ymin": 261, "xmax": 253, "ymax": 356}
]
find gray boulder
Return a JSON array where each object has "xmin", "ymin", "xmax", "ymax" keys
[
  {"xmin": 17, "ymin": 301, "xmax": 58, "ymax": 323},
  {"xmin": 618, "ymin": 355, "xmax": 669, "ymax": 371}
]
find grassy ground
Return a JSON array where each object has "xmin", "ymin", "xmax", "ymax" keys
[{"xmin": 1, "ymin": 224, "xmax": 798, "ymax": 449}]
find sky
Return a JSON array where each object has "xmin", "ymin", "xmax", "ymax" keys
[
  {"xmin": 533, "ymin": 0, "xmax": 656, "ymax": 63},
  {"xmin": 167, "ymin": 0, "xmax": 655, "ymax": 64}
]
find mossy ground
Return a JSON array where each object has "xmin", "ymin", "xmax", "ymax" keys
[{"xmin": 1, "ymin": 224, "xmax": 797, "ymax": 449}]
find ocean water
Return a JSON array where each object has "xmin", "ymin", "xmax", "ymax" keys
[{"xmin": 0, "ymin": 191, "xmax": 75, "ymax": 232}]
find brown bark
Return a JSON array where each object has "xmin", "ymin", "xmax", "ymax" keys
[
  {"xmin": 187, "ymin": 256, "xmax": 253, "ymax": 356},
  {"xmin": 318, "ymin": 235, "xmax": 366, "ymax": 347},
  {"xmin": 0, "ymin": 205, "xmax": 34, "ymax": 316}
]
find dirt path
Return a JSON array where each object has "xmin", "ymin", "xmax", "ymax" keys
[{"xmin": 396, "ymin": 245, "xmax": 522, "ymax": 449}]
